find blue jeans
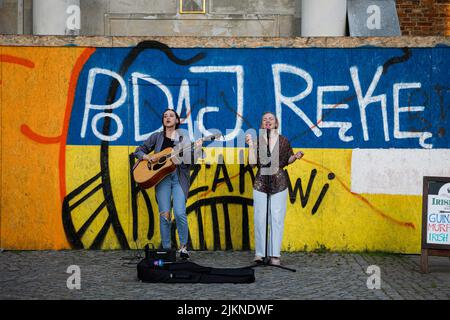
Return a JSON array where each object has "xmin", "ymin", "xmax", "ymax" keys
[{"xmin": 155, "ymin": 171, "xmax": 188, "ymax": 249}]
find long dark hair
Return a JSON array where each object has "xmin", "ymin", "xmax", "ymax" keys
[{"xmin": 161, "ymin": 108, "xmax": 181, "ymax": 133}]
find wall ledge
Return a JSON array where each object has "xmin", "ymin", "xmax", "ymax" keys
[{"xmin": 0, "ymin": 35, "xmax": 448, "ymax": 48}]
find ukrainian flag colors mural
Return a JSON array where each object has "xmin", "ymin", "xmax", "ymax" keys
[{"xmin": 1, "ymin": 41, "xmax": 449, "ymax": 252}]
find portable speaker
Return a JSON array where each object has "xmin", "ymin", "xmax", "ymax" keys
[{"xmin": 144, "ymin": 244, "xmax": 176, "ymax": 262}]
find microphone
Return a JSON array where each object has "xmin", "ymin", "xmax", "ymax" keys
[
  {"xmin": 152, "ymin": 259, "xmax": 176, "ymax": 267},
  {"xmin": 178, "ymin": 135, "xmax": 183, "ymax": 157},
  {"xmin": 265, "ymin": 124, "xmax": 271, "ymax": 157}
]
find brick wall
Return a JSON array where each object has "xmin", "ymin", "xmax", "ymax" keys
[{"xmin": 396, "ymin": 0, "xmax": 450, "ymax": 36}]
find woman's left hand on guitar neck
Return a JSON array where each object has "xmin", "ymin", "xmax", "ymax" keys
[{"xmin": 142, "ymin": 154, "xmax": 158, "ymax": 163}]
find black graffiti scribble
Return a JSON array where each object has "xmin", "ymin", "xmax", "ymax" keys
[
  {"xmin": 405, "ymin": 87, "xmax": 433, "ymax": 133},
  {"xmin": 240, "ymin": 163, "xmax": 255, "ymax": 194},
  {"xmin": 287, "ymin": 169, "xmax": 334, "ymax": 215},
  {"xmin": 129, "ymin": 155, "xmax": 155, "ymax": 241},
  {"xmin": 188, "ymin": 164, "xmax": 209, "ymax": 198},
  {"xmin": 144, "ymin": 87, "xmax": 206, "ymax": 123},
  {"xmin": 220, "ymin": 91, "xmax": 255, "ymax": 130},
  {"xmin": 288, "ymin": 169, "xmax": 317, "ymax": 207},
  {"xmin": 382, "ymin": 48, "xmax": 412, "ymax": 75},
  {"xmin": 212, "ymin": 154, "xmax": 233, "ymax": 192},
  {"xmin": 62, "ymin": 172, "xmax": 104, "ymax": 249},
  {"xmin": 312, "ymin": 173, "xmax": 335, "ymax": 215},
  {"xmin": 143, "ymin": 100, "xmax": 163, "ymax": 119},
  {"xmin": 403, "ymin": 84, "xmax": 450, "ymax": 137},
  {"xmin": 434, "ymin": 85, "xmax": 447, "ymax": 120},
  {"xmin": 434, "ymin": 84, "xmax": 450, "ymax": 138},
  {"xmin": 183, "ymin": 196, "xmax": 253, "ymax": 251},
  {"xmin": 63, "ymin": 41, "xmax": 206, "ymax": 249}
]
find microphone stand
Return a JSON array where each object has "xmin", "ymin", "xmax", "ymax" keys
[{"xmin": 248, "ymin": 128, "xmax": 296, "ymax": 273}]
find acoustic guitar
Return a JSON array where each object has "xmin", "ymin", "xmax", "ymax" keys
[{"xmin": 133, "ymin": 133, "xmax": 221, "ymax": 189}]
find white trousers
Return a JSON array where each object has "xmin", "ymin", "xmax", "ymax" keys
[{"xmin": 253, "ymin": 189, "xmax": 288, "ymax": 258}]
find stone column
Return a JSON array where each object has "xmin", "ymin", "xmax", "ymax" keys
[
  {"xmin": 33, "ymin": 0, "xmax": 80, "ymax": 35},
  {"xmin": 301, "ymin": 0, "xmax": 347, "ymax": 36}
]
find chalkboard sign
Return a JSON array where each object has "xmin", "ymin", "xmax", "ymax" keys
[
  {"xmin": 421, "ymin": 176, "xmax": 450, "ymax": 273},
  {"xmin": 348, "ymin": 0, "xmax": 401, "ymax": 36}
]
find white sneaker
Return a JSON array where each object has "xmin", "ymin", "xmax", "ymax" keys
[
  {"xmin": 254, "ymin": 255, "xmax": 263, "ymax": 263},
  {"xmin": 179, "ymin": 247, "xmax": 190, "ymax": 260},
  {"xmin": 270, "ymin": 257, "xmax": 281, "ymax": 265}
]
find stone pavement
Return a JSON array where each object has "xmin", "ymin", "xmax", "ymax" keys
[{"xmin": 0, "ymin": 250, "xmax": 448, "ymax": 300}]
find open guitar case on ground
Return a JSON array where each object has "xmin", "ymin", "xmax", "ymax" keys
[
  {"xmin": 137, "ymin": 245, "xmax": 255, "ymax": 284},
  {"xmin": 137, "ymin": 258, "xmax": 255, "ymax": 284}
]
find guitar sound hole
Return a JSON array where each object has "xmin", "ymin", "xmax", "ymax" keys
[
  {"xmin": 152, "ymin": 156, "xmax": 167, "ymax": 171},
  {"xmin": 158, "ymin": 156, "xmax": 167, "ymax": 164}
]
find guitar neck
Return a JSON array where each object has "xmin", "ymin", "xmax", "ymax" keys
[
  {"xmin": 168, "ymin": 134, "xmax": 219, "ymax": 160},
  {"xmin": 168, "ymin": 141, "xmax": 197, "ymax": 159}
]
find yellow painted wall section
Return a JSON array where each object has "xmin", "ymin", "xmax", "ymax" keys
[
  {"xmin": 64, "ymin": 146, "xmax": 420, "ymax": 253},
  {"xmin": 1, "ymin": 47, "xmax": 89, "ymax": 249}
]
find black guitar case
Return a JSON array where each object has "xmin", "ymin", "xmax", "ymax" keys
[{"xmin": 137, "ymin": 258, "xmax": 255, "ymax": 283}]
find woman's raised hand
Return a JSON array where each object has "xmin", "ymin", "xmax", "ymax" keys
[
  {"xmin": 245, "ymin": 134, "xmax": 253, "ymax": 146},
  {"xmin": 294, "ymin": 151, "xmax": 304, "ymax": 160}
]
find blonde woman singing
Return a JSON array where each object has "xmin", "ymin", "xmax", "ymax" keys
[{"xmin": 245, "ymin": 112, "xmax": 304, "ymax": 265}]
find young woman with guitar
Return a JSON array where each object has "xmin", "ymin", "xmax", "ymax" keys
[{"xmin": 134, "ymin": 109, "xmax": 202, "ymax": 259}]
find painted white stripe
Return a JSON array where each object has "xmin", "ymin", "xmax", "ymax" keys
[{"xmin": 351, "ymin": 149, "xmax": 450, "ymax": 195}]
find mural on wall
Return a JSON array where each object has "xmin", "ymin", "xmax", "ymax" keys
[{"xmin": 1, "ymin": 41, "xmax": 449, "ymax": 252}]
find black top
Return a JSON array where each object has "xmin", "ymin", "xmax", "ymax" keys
[{"xmin": 161, "ymin": 135, "xmax": 175, "ymax": 150}]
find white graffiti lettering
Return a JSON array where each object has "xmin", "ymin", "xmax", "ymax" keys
[
  {"xmin": 80, "ymin": 64, "xmax": 432, "ymax": 148},
  {"xmin": 189, "ymin": 65, "xmax": 244, "ymax": 141},
  {"xmin": 82, "ymin": 68, "xmax": 127, "ymax": 142},
  {"xmin": 317, "ymin": 85, "xmax": 353, "ymax": 142},
  {"xmin": 393, "ymin": 83, "xmax": 433, "ymax": 149},
  {"xmin": 272, "ymin": 64, "xmax": 320, "ymax": 136},
  {"xmin": 350, "ymin": 66, "xmax": 390, "ymax": 142}
]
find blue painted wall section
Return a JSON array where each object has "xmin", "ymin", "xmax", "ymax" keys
[{"xmin": 69, "ymin": 45, "xmax": 449, "ymax": 149}]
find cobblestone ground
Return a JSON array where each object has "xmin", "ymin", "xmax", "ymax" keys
[{"xmin": 0, "ymin": 250, "xmax": 448, "ymax": 300}]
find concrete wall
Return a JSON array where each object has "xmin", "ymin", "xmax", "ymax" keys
[
  {"xmin": 101, "ymin": 0, "xmax": 300, "ymax": 37},
  {"xmin": 1, "ymin": 36, "xmax": 448, "ymax": 252},
  {"xmin": 0, "ymin": 0, "xmax": 33, "ymax": 34},
  {"xmin": 2, "ymin": 0, "xmax": 449, "ymax": 37},
  {"xmin": 1, "ymin": 0, "xmax": 301, "ymax": 36}
]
